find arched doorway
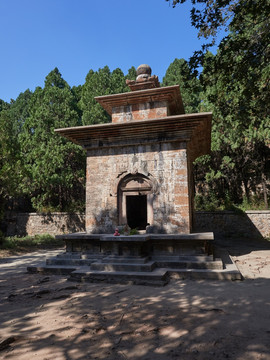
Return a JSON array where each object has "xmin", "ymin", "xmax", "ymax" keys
[{"xmin": 118, "ymin": 174, "xmax": 153, "ymax": 230}]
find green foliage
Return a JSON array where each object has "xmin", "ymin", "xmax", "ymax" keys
[
  {"xmin": 1, "ymin": 234, "xmax": 63, "ymax": 249},
  {"xmin": 0, "ymin": 99, "xmax": 10, "ymax": 112},
  {"xmin": 168, "ymin": 0, "xmax": 270, "ymax": 209},
  {"xmin": 167, "ymin": 1, "xmax": 270, "ymax": 61},
  {"xmin": 162, "ymin": 58, "xmax": 203, "ymax": 113},
  {"xmin": 125, "ymin": 66, "xmax": 137, "ymax": 82},
  {"xmin": 19, "ymin": 68, "xmax": 85, "ymax": 212},
  {"xmin": 0, "ymin": 65, "xmax": 137, "ymax": 214},
  {"xmin": 194, "ymin": 191, "xmax": 245, "ymax": 212},
  {"xmin": 110, "ymin": 68, "xmax": 128, "ymax": 94},
  {"xmin": 80, "ymin": 66, "xmax": 111, "ymax": 125},
  {"xmin": 1, "ymin": 28, "xmax": 268, "ymax": 215},
  {"xmin": 195, "ymin": 191, "xmax": 268, "ymax": 213},
  {"xmin": 0, "ymin": 110, "xmax": 20, "ymax": 200},
  {"xmin": 79, "ymin": 65, "xmax": 136, "ymax": 125},
  {"xmin": 238, "ymin": 196, "xmax": 269, "ymax": 212},
  {"xmin": 197, "ymin": 9, "xmax": 270, "ymax": 206},
  {"xmin": 129, "ymin": 228, "xmax": 139, "ymax": 235},
  {"xmin": 195, "ymin": 193, "xmax": 220, "ymax": 211},
  {"xmin": 0, "ymin": 91, "xmax": 33, "ymax": 215},
  {"xmin": 80, "ymin": 66, "xmax": 128, "ymax": 125}
]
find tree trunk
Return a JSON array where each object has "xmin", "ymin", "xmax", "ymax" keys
[{"xmin": 262, "ymin": 173, "xmax": 268, "ymax": 210}]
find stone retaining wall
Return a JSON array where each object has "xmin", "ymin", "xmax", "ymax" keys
[
  {"xmin": 194, "ymin": 211, "xmax": 270, "ymax": 239},
  {"xmin": 2, "ymin": 211, "xmax": 270, "ymax": 239},
  {"xmin": 3, "ymin": 213, "xmax": 85, "ymax": 237}
]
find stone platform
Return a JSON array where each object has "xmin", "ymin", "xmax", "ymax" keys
[{"xmin": 27, "ymin": 232, "xmax": 242, "ymax": 285}]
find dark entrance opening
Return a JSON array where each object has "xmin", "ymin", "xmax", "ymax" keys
[{"xmin": 126, "ymin": 195, "xmax": 147, "ymax": 230}]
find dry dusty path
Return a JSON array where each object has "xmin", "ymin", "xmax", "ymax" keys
[{"xmin": 0, "ymin": 239, "xmax": 269, "ymax": 360}]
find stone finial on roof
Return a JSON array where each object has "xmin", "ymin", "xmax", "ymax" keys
[
  {"xmin": 136, "ymin": 64, "xmax": 152, "ymax": 80},
  {"xmin": 126, "ymin": 64, "xmax": 160, "ymax": 91}
]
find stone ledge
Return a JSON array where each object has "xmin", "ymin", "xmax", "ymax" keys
[
  {"xmin": 149, "ymin": 233, "xmax": 214, "ymax": 241},
  {"xmin": 56, "ymin": 233, "xmax": 100, "ymax": 240},
  {"xmin": 100, "ymin": 235, "xmax": 150, "ymax": 242},
  {"xmin": 56, "ymin": 232, "xmax": 214, "ymax": 242}
]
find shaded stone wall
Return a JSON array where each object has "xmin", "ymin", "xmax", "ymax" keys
[
  {"xmin": 4, "ymin": 213, "xmax": 85, "ymax": 237},
  {"xmin": 194, "ymin": 211, "xmax": 270, "ymax": 239},
  {"xmin": 85, "ymin": 141, "xmax": 192, "ymax": 234},
  {"xmin": 3, "ymin": 211, "xmax": 269, "ymax": 238}
]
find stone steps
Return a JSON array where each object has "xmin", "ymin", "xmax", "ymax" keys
[
  {"xmin": 90, "ymin": 261, "xmax": 156, "ymax": 272},
  {"xmin": 27, "ymin": 265, "xmax": 77, "ymax": 275},
  {"xmin": 56, "ymin": 253, "xmax": 104, "ymax": 260},
  {"xmin": 27, "ymin": 249, "xmax": 242, "ymax": 284},
  {"xmin": 154, "ymin": 259, "xmax": 223, "ymax": 270},
  {"xmin": 69, "ymin": 267, "xmax": 169, "ymax": 286},
  {"xmin": 102, "ymin": 256, "xmax": 149, "ymax": 264},
  {"xmin": 168, "ymin": 268, "xmax": 242, "ymax": 281},
  {"xmin": 151, "ymin": 255, "xmax": 214, "ymax": 261},
  {"xmin": 46, "ymin": 258, "xmax": 97, "ymax": 266}
]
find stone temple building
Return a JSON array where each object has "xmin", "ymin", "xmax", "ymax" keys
[
  {"xmin": 28, "ymin": 65, "xmax": 241, "ymax": 283},
  {"xmin": 56, "ymin": 64, "xmax": 211, "ymax": 235}
]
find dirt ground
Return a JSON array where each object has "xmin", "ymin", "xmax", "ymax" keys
[{"xmin": 0, "ymin": 238, "xmax": 269, "ymax": 360}]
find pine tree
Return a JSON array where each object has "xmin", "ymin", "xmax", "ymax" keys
[
  {"xmin": 162, "ymin": 58, "xmax": 202, "ymax": 113},
  {"xmin": 79, "ymin": 65, "xmax": 135, "ymax": 125},
  {"xmin": 168, "ymin": 0, "xmax": 270, "ymax": 208},
  {"xmin": 19, "ymin": 68, "xmax": 85, "ymax": 211},
  {"xmin": 0, "ymin": 91, "xmax": 33, "ymax": 213},
  {"xmin": 79, "ymin": 66, "xmax": 112, "ymax": 125}
]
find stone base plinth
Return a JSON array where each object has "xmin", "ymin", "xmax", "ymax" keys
[
  {"xmin": 28, "ymin": 232, "xmax": 242, "ymax": 284},
  {"xmin": 56, "ymin": 232, "xmax": 214, "ymax": 257}
]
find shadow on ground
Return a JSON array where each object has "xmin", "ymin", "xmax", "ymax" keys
[
  {"xmin": 214, "ymin": 235, "xmax": 270, "ymax": 257},
  {"xmin": 0, "ymin": 270, "xmax": 269, "ymax": 360}
]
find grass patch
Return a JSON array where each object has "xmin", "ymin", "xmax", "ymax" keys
[
  {"xmin": 0, "ymin": 234, "xmax": 64, "ymax": 250},
  {"xmin": 195, "ymin": 193, "xmax": 268, "ymax": 212}
]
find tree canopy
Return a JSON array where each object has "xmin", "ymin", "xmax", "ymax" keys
[
  {"xmin": 0, "ymin": 0, "xmax": 269, "ymax": 214},
  {"xmin": 162, "ymin": 58, "xmax": 202, "ymax": 113},
  {"xmin": 167, "ymin": 0, "xmax": 270, "ymax": 209},
  {"xmin": 79, "ymin": 66, "xmax": 136, "ymax": 125},
  {"xmin": 18, "ymin": 68, "xmax": 86, "ymax": 212},
  {"xmin": 0, "ymin": 66, "xmax": 136, "ymax": 214}
]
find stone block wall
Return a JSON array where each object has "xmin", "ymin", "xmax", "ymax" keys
[
  {"xmin": 111, "ymin": 101, "xmax": 168, "ymax": 123},
  {"xmin": 3, "ymin": 213, "xmax": 85, "ymax": 237},
  {"xmin": 194, "ymin": 210, "xmax": 270, "ymax": 239},
  {"xmin": 85, "ymin": 141, "xmax": 192, "ymax": 234},
  {"xmin": 2, "ymin": 211, "xmax": 270, "ymax": 238}
]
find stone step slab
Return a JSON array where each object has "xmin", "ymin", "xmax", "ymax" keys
[
  {"xmin": 168, "ymin": 268, "xmax": 242, "ymax": 281},
  {"xmin": 56, "ymin": 253, "xmax": 104, "ymax": 260},
  {"xmin": 90, "ymin": 261, "xmax": 156, "ymax": 272},
  {"xmin": 27, "ymin": 265, "xmax": 77, "ymax": 275},
  {"xmin": 154, "ymin": 259, "xmax": 223, "ymax": 270},
  {"xmin": 46, "ymin": 258, "xmax": 97, "ymax": 266},
  {"xmin": 69, "ymin": 267, "xmax": 168, "ymax": 286},
  {"xmin": 102, "ymin": 256, "xmax": 149, "ymax": 264},
  {"xmin": 151, "ymin": 255, "xmax": 214, "ymax": 262}
]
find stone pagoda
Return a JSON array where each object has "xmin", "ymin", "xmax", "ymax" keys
[
  {"xmin": 56, "ymin": 64, "xmax": 211, "ymax": 234},
  {"xmin": 28, "ymin": 65, "xmax": 242, "ymax": 283}
]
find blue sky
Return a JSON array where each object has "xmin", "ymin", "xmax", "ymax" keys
[{"xmin": 0, "ymin": 0, "xmax": 218, "ymax": 103}]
